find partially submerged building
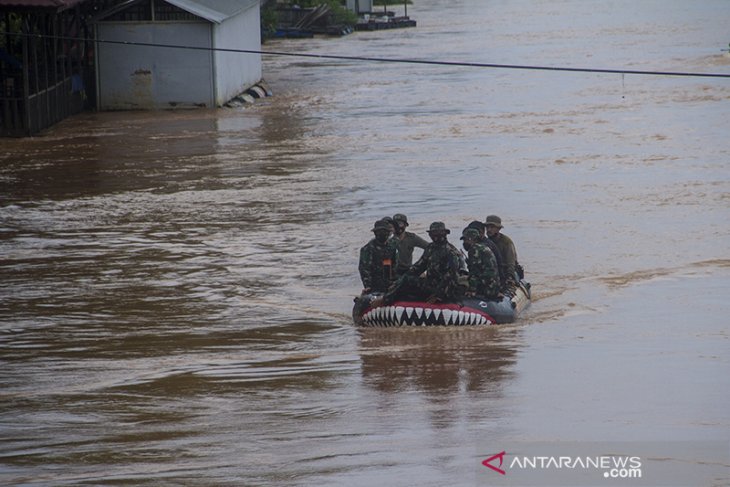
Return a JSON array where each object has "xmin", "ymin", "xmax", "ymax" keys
[
  {"xmin": 1, "ymin": 0, "xmax": 263, "ymax": 136},
  {"xmin": 93, "ymin": 0, "xmax": 261, "ymax": 110}
]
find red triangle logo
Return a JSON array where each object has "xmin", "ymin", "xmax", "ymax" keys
[{"xmin": 482, "ymin": 451, "xmax": 507, "ymax": 475}]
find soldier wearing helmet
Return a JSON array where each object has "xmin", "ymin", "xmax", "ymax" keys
[
  {"xmin": 358, "ymin": 219, "xmax": 398, "ymax": 294},
  {"xmin": 391, "ymin": 213, "xmax": 429, "ymax": 276}
]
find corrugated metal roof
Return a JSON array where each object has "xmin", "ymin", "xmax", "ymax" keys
[
  {"xmin": 0, "ymin": 0, "xmax": 86, "ymax": 8},
  {"xmin": 165, "ymin": 0, "xmax": 259, "ymax": 24}
]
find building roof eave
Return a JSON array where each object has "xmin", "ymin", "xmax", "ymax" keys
[{"xmin": 164, "ymin": 0, "xmax": 259, "ymax": 24}]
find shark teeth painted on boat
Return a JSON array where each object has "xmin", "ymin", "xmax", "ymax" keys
[
  {"xmin": 405, "ymin": 307, "xmax": 414, "ymax": 320},
  {"xmin": 442, "ymin": 309, "xmax": 453, "ymax": 325},
  {"xmin": 395, "ymin": 306, "xmax": 405, "ymax": 325},
  {"xmin": 376, "ymin": 307, "xmax": 494, "ymax": 326},
  {"xmin": 361, "ymin": 305, "xmax": 495, "ymax": 327}
]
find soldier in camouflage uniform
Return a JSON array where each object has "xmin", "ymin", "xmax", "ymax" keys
[
  {"xmin": 382, "ymin": 221, "xmax": 462, "ymax": 304},
  {"xmin": 359, "ymin": 219, "xmax": 398, "ymax": 294},
  {"xmin": 391, "ymin": 213, "xmax": 429, "ymax": 276},
  {"xmin": 461, "ymin": 228, "xmax": 500, "ymax": 299},
  {"xmin": 466, "ymin": 220, "xmax": 505, "ymax": 287}
]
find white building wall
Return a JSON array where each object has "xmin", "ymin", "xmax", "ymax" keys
[
  {"xmin": 213, "ymin": 3, "xmax": 262, "ymax": 106},
  {"xmin": 346, "ymin": 0, "xmax": 374, "ymax": 13},
  {"xmin": 96, "ymin": 22, "xmax": 215, "ymax": 110}
]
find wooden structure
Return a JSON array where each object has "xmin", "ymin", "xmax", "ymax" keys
[{"xmin": 0, "ymin": 0, "xmax": 92, "ymax": 136}]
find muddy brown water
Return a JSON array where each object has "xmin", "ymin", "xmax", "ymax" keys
[{"xmin": 1, "ymin": 1, "xmax": 729, "ymax": 485}]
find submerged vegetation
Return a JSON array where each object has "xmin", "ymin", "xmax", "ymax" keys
[
  {"xmin": 261, "ymin": 0, "xmax": 358, "ymax": 40},
  {"xmin": 307, "ymin": 0, "xmax": 358, "ymax": 26},
  {"xmin": 260, "ymin": 5, "xmax": 279, "ymax": 36}
]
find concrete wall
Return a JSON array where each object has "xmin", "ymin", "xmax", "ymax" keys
[
  {"xmin": 212, "ymin": 4, "xmax": 262, "ymax": 106},
  {"xmin": 96, "ymin": 22, "xmax": 215, "ymax": 110}
]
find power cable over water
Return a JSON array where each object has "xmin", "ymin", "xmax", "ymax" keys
[{"xmin": 5, "ymin": 31, "xmax": 730, "ymax": 79}]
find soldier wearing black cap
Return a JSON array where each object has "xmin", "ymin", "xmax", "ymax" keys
[
  {"xmin": 359, "ymin": 219, "xmax": 398, "ymax": 294},
  {"xmin": 382, "ymin": 221, "xmax": 462, "ymax": 304},
  {"xmin": 391, "ymin": 213, "xmax": 429, "ymax": 276}
]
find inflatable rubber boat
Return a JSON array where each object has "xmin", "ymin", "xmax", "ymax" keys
[{"xmin": 353, "ymin": 280, "xmax": 531, "ymax": 327}]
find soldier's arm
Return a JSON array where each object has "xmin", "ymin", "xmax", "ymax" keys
[
  {"xmin": 390, "ymin": 242, "xmax": 399, "ymax": 268},
  {"xmin": 502, "ymin": 239, "xmax": 517, "ymax": 268},
  {"xmin": 465, "ymin": 248, "xmax": 485, "ymax": 295},
  {"xmin": 413, "ymin": 234, "xmax": 430, "ymax": 250},
  {"xmin": 483, "ymin": 248, "xmax": 501, "ymax": 297},
  {"xmin": 359, "ymin": 247, "xmax": 373, "ymax": 289},
  {"xmin": 502, "ymin": 240, "xmax": 517, "ymax": 284},
  {"xmin": 409, "ymin": 247, "xmax": 430, "ymax": 276}
]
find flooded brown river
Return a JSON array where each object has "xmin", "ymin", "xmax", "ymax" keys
[{"xmin": 2, "ymin": 0, "xmax": 730, "ymax": 485}]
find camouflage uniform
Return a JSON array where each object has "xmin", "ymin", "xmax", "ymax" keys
[
  {"xmin": 479, "ymin": 235, "xmax": 505, "ymax": 286},
  {"xmin": 465, "ymin": 220, "xmax": 504, "ymax": 286},
  {"xmin": 466, "ymin": 241, "xmax": 500, "ymax": 298},
  {"xmin": 385, "ymin": 239, "xmax": 462, "ymax": 303},
  {"xmin": 359, "ymin": 237, "xmax": 398, "ymax": 293}
]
